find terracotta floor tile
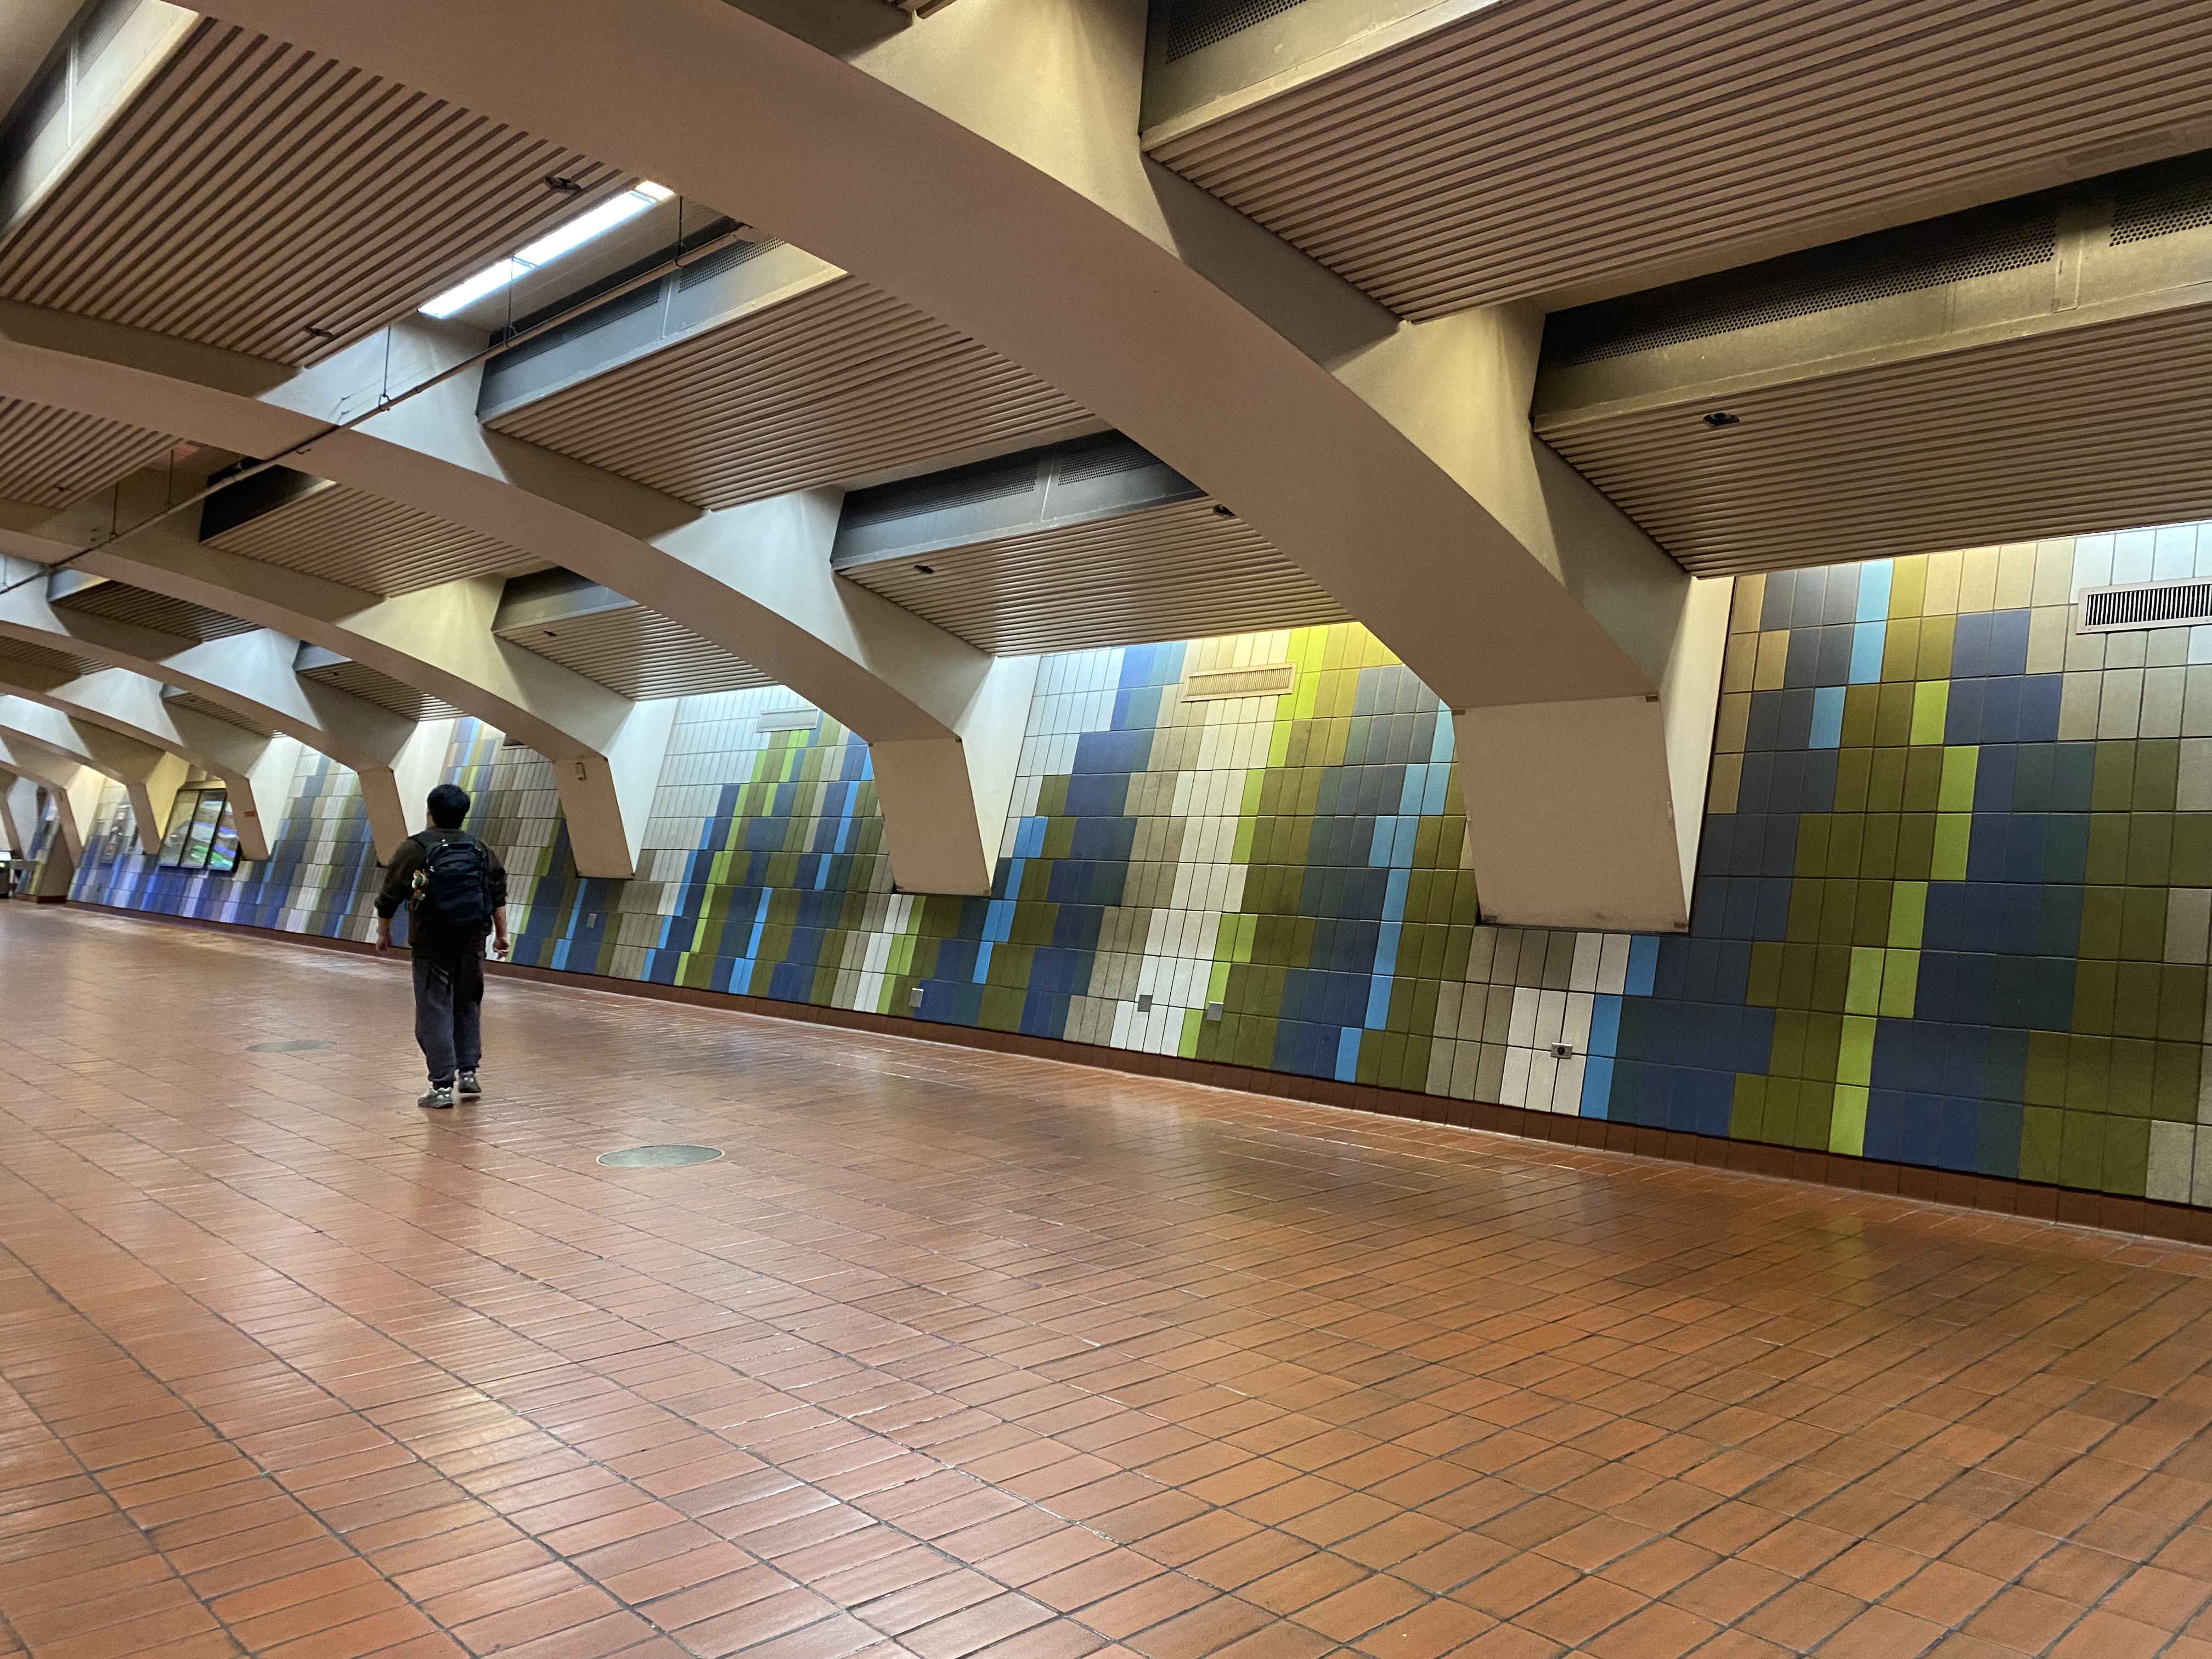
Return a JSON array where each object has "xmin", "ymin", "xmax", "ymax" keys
[{"xmin": 9, "ymin": 907, "xmax": 2212, "ymax": 1659}]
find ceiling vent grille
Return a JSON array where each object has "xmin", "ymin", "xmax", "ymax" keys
[
  {"xmin": 2078, "ymin": 579, "xmax": 2212, "ymax": 632},
  {"xmin": 1055, "ymin": 435, "xmax": 1157, "ymax": 483},
  {"xmin": 843, "ymin": 457, "xmax": 1041, "ymax": 527},
  {"xmin": 1546, "ymin": 204, "xmax": 2057, "ymax": 368},
  {"xmin": 1164, "ymin": 0, "xmax": 1315, "ymax": 61},
  {"xmin": 1184, "ymin": 663, "xmax": 1296, "ymax": 700},
  {"xmin": 2112, "ymin": 155, "xmax": 2212, "ymax": 244}
]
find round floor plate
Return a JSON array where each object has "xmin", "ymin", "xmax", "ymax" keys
[
  {"xmin": 247, "ymin": 1040, "xmax": 335, "ymax": 1053},
  {"xmin": 597, "ymin": 1144, "xmax": 724, "ymax": 1168}
]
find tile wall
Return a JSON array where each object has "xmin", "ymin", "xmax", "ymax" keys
[{"xmin": 61, "ymin": 524, "xmax": 2212, "ymax": 1208}]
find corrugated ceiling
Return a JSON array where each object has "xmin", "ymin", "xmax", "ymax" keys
[
  {"xmin": 0, "ymin": 16, "xmax": 631, "ymax": 363},
  {"xmin": 0, "ymin": 399, "xmax": 176, "ymax": 509},
  {"xmin": 206, "ymin": 485, "xmax": 542, "ymax": 595},
  {"xmin": 161, "ymin": 690, "xmax": 269, "ymax": 733},
  {"xmin": 295, "ymin": 657, "xmax": 463, "ymax": 723},
  {"xmin": 0, "ymin": 639, "xmax": 103, "ymax": 682},
  {"xmin": 1150, "ymin": 0, "xmax": 2212, "ymax": 317},
  {"xmin": 49, "ymin": 579, "xmax": 256, "ymax": 646},
  {"xmin": 1538, "ymin": 304, "xmax": 2212, "ymax": 575},
  {"xmin": 838, "ymin": 499, "xmax": 1347, "ymax": 656},
  {"xmin": 497, "ymin": 605, "xmax": 773, "ymax": 702},
  {"xmin": 484, "ymin": 275, "xmax": 1088, "ymax": 510}
]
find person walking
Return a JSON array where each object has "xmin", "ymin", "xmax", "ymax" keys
[{"xmin": 374, "ymin": 783, "xmax": 510, "ymax": 1109}]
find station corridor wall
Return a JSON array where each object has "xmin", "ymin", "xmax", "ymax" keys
[{"xmin": 63, "ymin": 523, "xmax": 2212, "ymax": 1210}]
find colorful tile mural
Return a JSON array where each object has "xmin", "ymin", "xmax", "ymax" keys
[{"xmin": 59, "ymin": 522, "xmax": 2212, "ymax": 1207}]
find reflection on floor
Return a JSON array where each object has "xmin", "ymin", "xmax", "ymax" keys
[{"xmin": 3, "ymin": 903, "xmax": 2209, "ymax": 1659}]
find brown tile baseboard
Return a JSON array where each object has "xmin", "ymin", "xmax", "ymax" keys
[{"xmin": 73, "ymin": 900, "xmax": 2212, "ymax": 1249}]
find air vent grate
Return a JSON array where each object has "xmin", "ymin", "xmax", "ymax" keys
[
  {"xmin": 676, "ymin": 236, "xmax": 780, "ymax": 289},
  {"xmin": 1163, "ymin": 0, "xmax": 1314, "ymax": 61},
  {"xmin": 2112, "ymin": 159, "xmax": 2212, "ymax": 244},
  {"xmin": 1054, "ymin": 435, "xmax": 1158, "ymax": 483},
  {"xmin": 841, "ymin": 459, "xmax": 1040, "ymax": 527},
  {"xmin": 1547, "ymin": 205, "xmax": 2057, "ymax": 368},
  {"xmin": 2079, "ymin": 579, "xmax": 2212, "ymax": 631},
  {"xmin": 496, "ymin": 283, "xmax": 663, "ymax": 371},
  {"xmin": 756, "ymin": 707, "xmax": 821, "ymax": 732},
  {"xmin": 1184, "ymin": 663, "xmax": 1296, "ymax": 700}
]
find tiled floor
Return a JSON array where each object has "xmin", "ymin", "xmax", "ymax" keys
[{"xmin": 3, "ymin": 909, "xmax": 2212, "ymax": 1659}]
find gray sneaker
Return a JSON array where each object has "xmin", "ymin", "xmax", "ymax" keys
[
  {"xmin": 417, "ymin": 1084, "xmax": 455, "ymax": 1109},
  {"xmin": 456, "ymin": 1071, "xmax": 482, "ymax": 1100}
]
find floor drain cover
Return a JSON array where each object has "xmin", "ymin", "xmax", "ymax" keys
[
  {"xmin": 247, "ymin": 1040, "xmax": 335, "ymax": 1053},
  {"xmin": 597, "ymin": 1144, "xmax": 724, "ymax": 1168}
]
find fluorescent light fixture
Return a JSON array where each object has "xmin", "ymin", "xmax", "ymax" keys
[{"xmin": 420, "ymin": 182, "xmax": 674, "ymax": 319}]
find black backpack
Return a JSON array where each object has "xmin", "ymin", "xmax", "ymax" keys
[{"xmin": 410, "ymin": 833, "xmax": 494, "ymax": 946}]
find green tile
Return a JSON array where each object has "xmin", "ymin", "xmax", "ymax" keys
[
  {"xmin": 2063, "ymin": 1034, "xmax": 2111, "ymax": 1110},
  {"xmin": 1730, "ymin": 1073, "xmax": 1767, "ymax": 1139},
  {"xmin": 1812, "ymin": 945, "xmax": 1855, "ymax": 1014},
  {"xmin": 2024, "ymin": 1034, "xmax": 2070, "ymax": 1110},
  {"xmin": 2091, "ymin": 742, "xmax": 2137, "ymax": 811},
  {"xmin": 1795, "ymin": 816, "xmax": 1833, "ymax": 879},
  {"xmin": 1747, "ymin": 943, "xmax": 1785, "ymax": 1008},
  {"xmin": 1769, "ymin": 1009, "xmax": 1808, "ymax": 1078},
  {"xmin": 2078, "ymin": 888, "xmax": 2124, "ymax": 960},
  {"xmin": 2107, "ymin": 1035, "xmax": 2156, "ymax": 1114},
  {"xmin": 1911, "ymin": 681, "xmax": 1950, "ymax": 745},
  {"xmin": 1759, "ymin": 1076, "xmax": 1799, "ymax": 1146},
  {"xmin": 1866, "ymin": 748, "xmax": 1909, "ymax": 811},
  {"xmin": 2126, "ymin": 814, "xmax": 2173, "ymax": 886},
  {"xmin": 2173, "ymin": 815, "xmax": 2212, "ymax": 886},
  {"xmin": 2160, "ymin": 964, "xmax": 2207, "ymax": 1042},
  {"xmin": 2058, "ymin": 1109, "xmax": 2107, "ymax": 1189},
  {"xmin": 2120, "ymin": 886, "xmax": 2168, "ymax": 960},
  {"xmin": 1859, "ymin": 815, "xmax": 1901, "ymax": 880},
  {"xmin": 1829, "ymin": 1084, "xmax": 1868, "ymax": 1155},
  {"xmin": 2154, "ymin": 1040, "xmax": 2202, "ymax": 1122},
  {"xmin": 2086, "ymin": 815, "xmax": 2130, "ymax": 884},
  {"xmin": 2072, "ymin": 962, "xmax": 2117, "ymax": 1037},
  {"xmin": 2100, "ymin": 1115, "xmax": 2150, "ymax": 1197},
  {"xmin": 1895, "ymin": 815, "xmax": 1937, "ymax": 881},
  {"xmin": 2136, "ymin": 739, "xmax": 2181, "ymax": 811}
]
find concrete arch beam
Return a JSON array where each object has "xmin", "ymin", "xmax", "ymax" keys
[
  {"xmin": 0, "ymin": 696, "xmax": 191, "ymax": 856},
  {"xmin": 16, "ymin": 512, "xmax": 678, "ymax": 879},
  {"xmin": 0, "ymin": 559, "xmax": 432, "ymax": 860},
  {"xmin": 0, "ymin": 299, "xmax": 1044, "ymax": 895},
  {"xmin": 176, "ymin": 0, "xmax": 1724, "ymax": 929},
  {"xmin": 0, "ymin": 736, "xmax": 111, "ymax": 865},
  {"xmin": 0, "ymin": 654, "xmax": 300, "ymax": 860}
]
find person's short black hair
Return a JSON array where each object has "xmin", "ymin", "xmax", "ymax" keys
[{"xmin": 426, "ymin": 783, "xmax": 470, "ymax": 830}]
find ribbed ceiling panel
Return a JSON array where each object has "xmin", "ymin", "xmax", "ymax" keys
[
  {"xmin": 49, "ymin": 579, "xmax": 254, "ymax": 645},
  {"xmin": 206, "ymin": 486, "xmax": 542, "ymax": 595},
  {"xmin": 839, "ymin": 499, "xmax": 1347, "ymax": 656},
  {"xmin": 296, "ymin": 658, "xmax": 461, "ymax": 723},
  {"xmin": 1538, "ymin": 306, "xmax": 2212, "ymax": 575},
  {"xmin": 1150, "ymin": 0, "xmax": 2212, "ymax": 317},
  {"xmin": 498, "ymin": 606, "xmax": 773, "ymax": 702},
  {"xmin": 486, "ymin": 275, "xmax": 1088, "ymax": 510},
  {"xmin": 0, "ymin": 399, "xmax": 175, "ymax": 508},
  {"xmin": 162, "ymin": 691, "xmax": 268, "ymax": 733},
  {"xmin": 0, "ymin": 18, "xmax": 631, "ymax": 364},
  {"xmin": 0, "ymin": 640, "xmax": 102, "ymax": 681}
]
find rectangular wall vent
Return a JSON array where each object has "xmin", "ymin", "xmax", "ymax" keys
[
  {"xmin": 1183, "ymin": 663, "xmax": 1295, "ymax": 700},
  {"xmin": 2078, "ymin": 578, "xmax": 2212, "ymax": 632},
  {"xmin": 756, "ymin": 707, "xmax": 821, "ymax": 732}
]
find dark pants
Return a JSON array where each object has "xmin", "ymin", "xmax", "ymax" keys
[{"xmin": 412, "ymin": 952, "xmax": 483, "ymax": 1085}]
